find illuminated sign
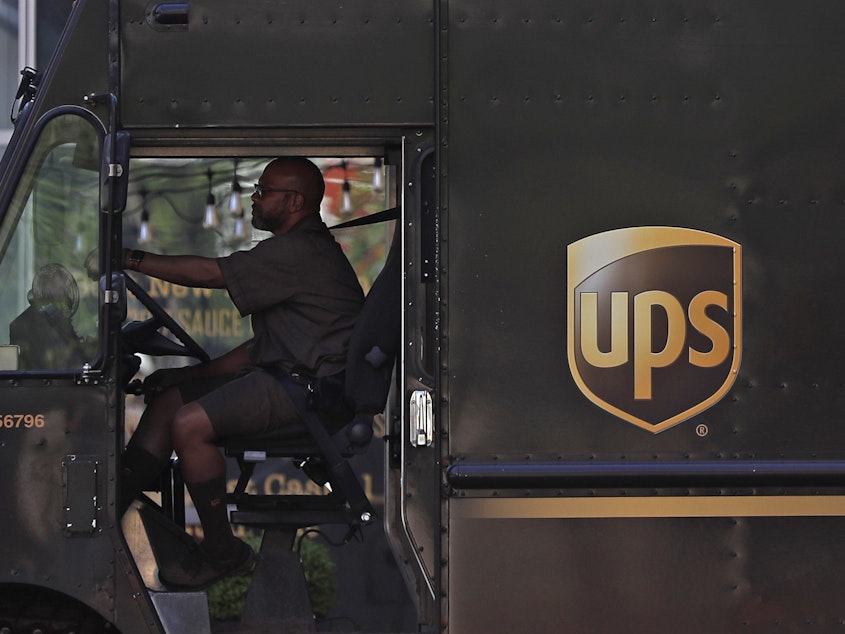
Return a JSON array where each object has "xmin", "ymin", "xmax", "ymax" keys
[{"xmin": 568, "ymin": 227, "xmax": 741, "ymax": 433}]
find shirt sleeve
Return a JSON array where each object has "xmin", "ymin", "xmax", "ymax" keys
[{"xmin": 218, "ymin": 237, "xmax": 301, "ymax": 316}]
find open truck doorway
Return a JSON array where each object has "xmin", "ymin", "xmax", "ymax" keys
[{"xmin": 115, "ymin": 153, "xmax": 415, "ymax": 631}]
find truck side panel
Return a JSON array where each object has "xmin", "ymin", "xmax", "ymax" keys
[
  {"xmin": 440, "ymin": 2, "xmax": 845, "ymax": 631},
  {"xmin": 446, "ymin": 0, "xmax": 845, "ymax": 457},
  {"xmin": 120, "ymin": 0, "xmax": 434, "ymax": 129},
  {"xmin": 450, "ymin": 515, "xmax": 845, "ymax": 632}
]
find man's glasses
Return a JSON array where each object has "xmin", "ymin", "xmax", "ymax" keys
[{"xmin": 253, "ymin": 183, "xmax": 301, "ymax": 198}]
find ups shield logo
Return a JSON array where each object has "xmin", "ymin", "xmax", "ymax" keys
[{"xmin": 568, "ymin": 227, "xmax": 741, "ymax": 433}]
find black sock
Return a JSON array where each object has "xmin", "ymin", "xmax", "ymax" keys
[
  {"xmin": 119, "ymin": 445, "xmax": 166, "ymax": 516},
  {"xmin": 186, "ymin": 476, "xmax": 236, "ymax": 560}
]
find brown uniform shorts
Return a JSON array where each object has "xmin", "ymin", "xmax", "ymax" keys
[{"xmin": 178, "ymin": 367, "xmax": 301, "ymax": 439}]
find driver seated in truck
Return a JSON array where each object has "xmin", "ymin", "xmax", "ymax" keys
[{"xmin": 119, "ymin": 157, "xmax": 364, "ymax": 590}]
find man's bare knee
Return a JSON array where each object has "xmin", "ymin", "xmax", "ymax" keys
[{"xmin": 172, "ymin": 402, "xmax": 216, "ymax": 451}]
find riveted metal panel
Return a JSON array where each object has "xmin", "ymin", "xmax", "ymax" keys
[
  {"xmin": 120, "ymin": 0, "xmax": 434, "ymax": 128},
  {"xmin": 444, "ymin": 0, "xmax": 845, "ymax": 460},
  {"xmin": 0, "ymin": 383, "xmax": 122, "ymax": 623},
  {"xmin": 2, "ymin": 1, "xmax": 111, "ymax": 137},
  {"xmin": 442, "ymin": 3, "xmax": 845, "ymax": 628},
  {"xmin": 450, "ymin": 510, "xmax": 845, "ymax": 633},
  {"xmin": 62, "ymin": 456, "xmax": 99, "ymax": 535}
]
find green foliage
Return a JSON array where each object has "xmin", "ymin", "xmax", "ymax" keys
[
  {"xmin": 206, "ymin": 535, "xmax": 261, "ymax": 622},
  {"xmin": 206, "ymin": 566, "xmax": 252, "ymax": 622},
  {"xmin": 296, "ymin": 534, "xmax": 337, "ymax": 620},
  {"xmin": 206, "ymin": 533, "xmax": 337, "ymax": 622}
]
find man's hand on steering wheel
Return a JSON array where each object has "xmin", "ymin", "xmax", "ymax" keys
[{"xmin": 142, "ymin": 366, "xmax": 195, "ymax": 402}]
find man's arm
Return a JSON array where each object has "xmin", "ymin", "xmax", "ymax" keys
[
  {"xmin": 143, "ymin": 341, "xmax": 254, "ymax": 396},
  {"xmin": 192, "ymin": 341, "xmax": 254, "ymax": 378},
  {"xmin": 123, "ymin": 248, "xmax": 226, "ymax": 288}
]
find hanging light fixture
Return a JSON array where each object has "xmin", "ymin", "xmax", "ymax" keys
[
  {"xmin": 138, "ymin": 190, "xmax": 152, "ymax": 244},
  {"xmin": 202, "ymin": 169, "xmax": 219, "ymax": 229},
  {"xmin": 228, "ymin": 159, "xmax": 243, "ymax": 217},
  {"xmin": 75, "ymin": 222, "xmax": 85, "ymax": 253},
  {"xmin": 341, "ymin": 180, "xmax": 353, "ymax": 213},
  {"xmin": 341, "ymin": 161, "xmax": 353, "ymax": 213},
  {"xmin": 372, "ymin": 157, "xmax": 384, "ymax": 192},
  {"xmin": 233, "ymin": 213, "xmax": 246, "ymax": 242}
]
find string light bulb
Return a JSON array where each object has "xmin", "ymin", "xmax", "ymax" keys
[
  {"xmin": 228, "ymin": 160, "xmax": 243, "ymax": 217},
  {"xmin": 138, "ymin": 191, "xmax": 152, "ymax": 244},
  {"xmin": 233, "ymin": 213, "xmax": 246, "ymax": 241},
  {"xmin": 341, "ymin": 161, "xmax": 353, "ymax": 213},
  {"xmin": 75, "ymin": 222, "xmax": 85, "ymax": 253},
  {"xmin": 372, "ymin": 157, "xmax": 384, "ymax": 191},
  {"xmin": 202, "ymin": 169, "xmax": 219, "ymax": 229},
  {"xmin": 341, "ymin": 181, "xmax": 353, "ymax": 213}
]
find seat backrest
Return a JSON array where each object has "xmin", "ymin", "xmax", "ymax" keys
[{"xmin": 343, "ymin": 220, "xmax": 401, "ymax": 442}]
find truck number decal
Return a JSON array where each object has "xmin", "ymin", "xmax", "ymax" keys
[{"xmin": 0, "ymin": 414, "xmax": 46, "ymax": 428}]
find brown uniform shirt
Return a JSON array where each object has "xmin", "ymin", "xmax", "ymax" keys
[{"xmin": 218, "ymin": 214, "xmax": 363, "ymax": 377}]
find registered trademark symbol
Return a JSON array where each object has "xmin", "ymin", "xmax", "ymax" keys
[{"xmin": 695, "ymin": 424, "xmax": 709, "ymax": 437}]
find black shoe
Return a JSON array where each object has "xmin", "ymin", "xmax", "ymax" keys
[{"xmin": 159, "ymin": 539, "xmax": 256, "ymax": 591}]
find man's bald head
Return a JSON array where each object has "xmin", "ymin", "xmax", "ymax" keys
[{"xmin": 263, "ymin": 157, "xmax": 325, "ymax": 214}]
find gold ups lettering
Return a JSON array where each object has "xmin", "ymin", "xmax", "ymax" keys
[{"xmin": 567, "ymin": 227, "xmax": 741, "ymax": 433}]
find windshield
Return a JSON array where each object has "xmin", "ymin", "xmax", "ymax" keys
[{"xmin": 0, "ymin": 111, "xmax": 101, "ymax": 371}]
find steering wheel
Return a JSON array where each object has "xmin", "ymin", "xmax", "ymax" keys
[{"xmin": 123, "ymin": 274, "xmax": 210, "ymax": 363}]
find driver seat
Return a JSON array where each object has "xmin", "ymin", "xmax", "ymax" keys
[{"xmin": 220, "ymin": 219, "xmax": 401, "ymax": 533}]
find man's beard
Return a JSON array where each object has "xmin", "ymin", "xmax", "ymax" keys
[{"xmin": 251, "ymin": 208, "xmax": 281, "ymax": 232}]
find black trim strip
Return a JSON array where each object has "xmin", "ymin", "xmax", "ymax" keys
[
  {"xmin": 330, "ymin": 206, "xmax": 398, "ymax": 230},
  {"xmin": 447, "ymin": 460, "xmax": 845, "ymax": 490}
]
